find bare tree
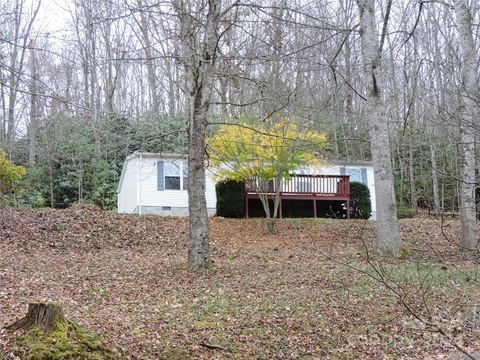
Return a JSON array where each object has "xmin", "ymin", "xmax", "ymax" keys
[
  {"xmin": 173, "ymin": 0, "xmax": 235, "ymax": 269},
  {"xmin": 28, "ymin": 40, "xmax": 39, "ymax": 166},
  {"xmin": 357, "ymin": 0, "xmax": 402, "ymax": 255},
  {"xmin": 4, "ymin": 0, "xmax": 41, "ymax": 157},
  {"xmin": 453, "ymin": 0, "xmax": 478, "ymax": 250},
  {"xmin": 135, "ymin": 0, "xmax": 161, "ymax": 115}
]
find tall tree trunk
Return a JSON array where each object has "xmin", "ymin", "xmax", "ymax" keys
[
  {"xmin": 5, "ymin": 0, "xmax": 41, "ymax": 158},
  {"xmin": 138, "ymin": 0, "xmax": 160, "ymax": 115},
  {"xmin": 454, "ymin": 0, "xmax": 478, "ymax": 250},
  {"xmin": 167, "ymin": 59, "xmax": 176, "ymax": 117},
  {"xmin": 176, "ymin": 0, "xmax": 224, "ymax": 269},
  {"xmin": 0, "ymin": 70, "xmax": 6, "ymax": 146},
  {"xmin": 431, "ymin": 141, "xmax": 441, "ymax": 212},
  {"xmin": 409, "ymin": 121, "xmax": 417, "ymax": 215},
  {"xmin": 407, "ymin": 45, "xmax": 419, "ymax": 215},
  {"xmin": 28, "ymin": 41, "xmax": 39, "ymax": 166},
  {"xmin": 6, "ymin": 0, "xmax": 22, "ymax": 158},
  {"xmin": 357, "ymin": 0, "xmax": 401, "ymax": 255},
  {"xmin": 187, "ymin": 89, "xmax": 211, "ymax": 268},
  {"xmin": 103, "ymin": 21, "xmax": 116, "ymax": 116}
]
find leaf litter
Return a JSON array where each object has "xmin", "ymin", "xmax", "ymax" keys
[{"xmin": 0, "ymin": 206, "xmax": 478, "ymax": 359}]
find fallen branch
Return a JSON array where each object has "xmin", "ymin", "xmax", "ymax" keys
[{"xmin": 199, "ymin": 340, "xmax": 227, "ymax": 351}]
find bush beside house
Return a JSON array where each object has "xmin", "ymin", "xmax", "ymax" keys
[
  {"xmin": 349, "ymin": 181, "xmax": 371, "ymax": 219},
  {"xmin": 215, "ymin": 179, "xmax": 245, "ymax": 218}
]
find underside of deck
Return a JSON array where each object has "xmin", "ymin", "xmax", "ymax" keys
[
  {"xmin": 244, "ymin": 174, "xmax": 351, "ymax": 219},
  {"xmin": 245, "ymin": 193, "xmax": 350, "ymax": 219}
]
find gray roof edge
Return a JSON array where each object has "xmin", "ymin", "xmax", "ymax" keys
[
  {"xmin": 129, "ymin": 151, "xmax": 187, "ymax": 159},
  {"xmin": 127, "ymin": 152, "xmax": 371, "ymax": 165},
  {"xmin": 331, "ymin": 159, "xmax": 373, "ymax": 167}
]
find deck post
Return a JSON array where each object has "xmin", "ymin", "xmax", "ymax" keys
[
  {"xmin": 346, "ymin": 199, "xmax": 350, "ymax": 219},
  {"xmin": 279, "ymin": 197, "xmax": 283, "ymax": 218},
  {"xmin": 245, "ymin": 196, "xmax": 249, "ymax": 218},
  {"xmin": 313, "ymin": 199, "xmax": 317, "ymax": 218}
]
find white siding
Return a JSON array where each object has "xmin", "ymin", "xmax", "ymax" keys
[
  {"xmin": 366, "ymin": 167, "xmax": 376, "ymax": 217},
  {"xmin": 118, "ymin": 154, "xmax": 377, "ymax": 219},
  {"xmin": 138, "ymin": 157, "xmax": 216, "ymax": 209},
  {"xmin": 308, "ymin": 164, "xmax": 341, "ymax": 176},
  {"xmin": 118, "ymin": 158, "xmax": 138, "ymax": 213},
  {"xmin": 308, "ymin": 163, "xmax": 377, "ymax": 219}
]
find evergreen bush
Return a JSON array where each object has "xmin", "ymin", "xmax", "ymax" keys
[
  {"xmin": 215, "ymin": 179, "xmax": 245, "ymax": 218},
  {"xmin": 397, "ymin": 204, "xmax": 415, "ymax": 219},
  {"xmin": 349, "ymin": 181, "xmax": 372, "ymax": 219}
]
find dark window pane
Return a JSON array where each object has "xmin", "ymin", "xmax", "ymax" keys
[{"xmin": 165, "ymin": 176, "xmax": 180, "ymax": 190}]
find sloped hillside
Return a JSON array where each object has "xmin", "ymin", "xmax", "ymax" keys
[{"xmin": 0, "ymin": 207, "xmax": 478, "ymax": 359}]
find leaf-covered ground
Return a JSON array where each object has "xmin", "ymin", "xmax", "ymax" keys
[{"xmin": 0, "ymin": 206, "xmax": 479, "ymax": 359}]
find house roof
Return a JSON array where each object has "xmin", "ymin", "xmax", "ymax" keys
[
  {"xmin": 332, "ymin": 159, "xmax": 373, "ymax": 167},
  {"xmin": 125, "ymin": 152, "xmax": 187, "ymax": 161}
]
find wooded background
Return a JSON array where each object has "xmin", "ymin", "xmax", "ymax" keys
[{"xmin": 0, "ymin": 0, "xmax": 478, "ymax": 218}]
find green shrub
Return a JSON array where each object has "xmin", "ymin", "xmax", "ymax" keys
[
  {"xmin": 349, "ymin": 182, "xmax": 372, "ymax": 219},
  {"xmin": 397, "ymin": 204, "xmax": 415, "ymax": 219},
  {"xmin": 215, "ymin": 179, "xmax": 245, "ymax": 218}
]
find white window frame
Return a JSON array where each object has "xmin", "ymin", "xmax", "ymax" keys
[{"xmin": 164, "ymin": 160, "xmax": 188, "ymax": 191}]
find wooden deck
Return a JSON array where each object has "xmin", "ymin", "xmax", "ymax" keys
[{"xmin": 245, "ymin": 174, "xmax": 350, "ymax": 218}]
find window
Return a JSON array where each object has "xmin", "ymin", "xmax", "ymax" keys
[
  {"xmin": 165, "ymin": 161, "xmax": 181, "ymax": 190},
  {"xmin": 343, "ymin": 167, "xmax": 367, "ymax": 185},
  {"xmin": 160, "ymin": 160, "xmax": 188, "ymax": 191},
  {"xmin": 182, "ymin": 162, "xmax": 189, "ymax": 190},
  {"xmin": 346, "ymin": 168, "xmax": 362, "ymax": 183}
]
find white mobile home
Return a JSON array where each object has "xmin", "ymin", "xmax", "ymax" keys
[
  {"xmin": 117, "ymin": 152, "xmax": 377, "ymax": 219},
  {"xmin": 117, "ymin": 152, "xmax": 217, "ymax": 216}
]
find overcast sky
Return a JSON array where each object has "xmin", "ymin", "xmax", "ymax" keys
[{"xmin": 36, "ymin": 0, "xmax": 70, "ymax": 39}]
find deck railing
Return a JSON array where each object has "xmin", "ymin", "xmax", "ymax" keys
[{"xmin": 245, "ymin": 174, "xmax": 350, "ymax": 197}]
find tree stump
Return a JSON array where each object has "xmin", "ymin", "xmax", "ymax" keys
[{"xmin": 6, "ymin": 302, "xmax": 65, "ymax": 332}]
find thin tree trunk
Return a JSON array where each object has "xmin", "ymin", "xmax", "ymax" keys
[
  {"xmin": 408, "ymin": 121, "xmax": 417, "ymax": 214},
  {"xmin": 431, "ymin": 141, "xmax": 441, "ymax": 212},
  {"xmin": 0, "ymin": 70, "xmax": 6, "ymax": 146},
  {"xmin": 138, "ymin": 0, "xmax": 160, "ymax": 115},
  {"xmin": 103, "ymin": 22, "xmax": 116, "ymax": 115},
  {"xmin": 28, "ymin": 41, "xmax": 39, "ymax": 166},
  {"xmin": 6, "ymin": 0, "xmax": 41, "ymax": 158},
  {"xmin": 407, "ymin": 46, "xmax": 419, "ymax": 215},
  {"xmin": 408, "ymin": 133, "xmax": 417, "ymax": 213}
]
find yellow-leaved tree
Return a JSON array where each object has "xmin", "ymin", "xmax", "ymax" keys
[
  {"xmin": 0, "ymin": 151, "xmax": 26, "ymax": 206},
  {"xmin": 207, "ymin": 119, "xmax": 326, "ymax": 232}
]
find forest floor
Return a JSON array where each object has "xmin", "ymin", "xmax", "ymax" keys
[{"xmin": 0, "ymin": 205, "xmax": 479, "ymax": 359}]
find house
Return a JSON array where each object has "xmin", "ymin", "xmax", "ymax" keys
[
  {"xmin": 117, "ymin": 152, "xmax": 217, "ymax": 216},
  {"xmin": 117, "ymin": 152, "xmax": 377, "ymax": 219}
]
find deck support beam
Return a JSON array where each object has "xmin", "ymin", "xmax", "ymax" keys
[{"xmin": 313, "ymin": 199, "xmax": 317, "ymax": 218}]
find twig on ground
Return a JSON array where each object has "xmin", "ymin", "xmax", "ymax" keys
[{"xmin": 199, "ymin": 340, "xmax": 228, "ymax": 351}]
